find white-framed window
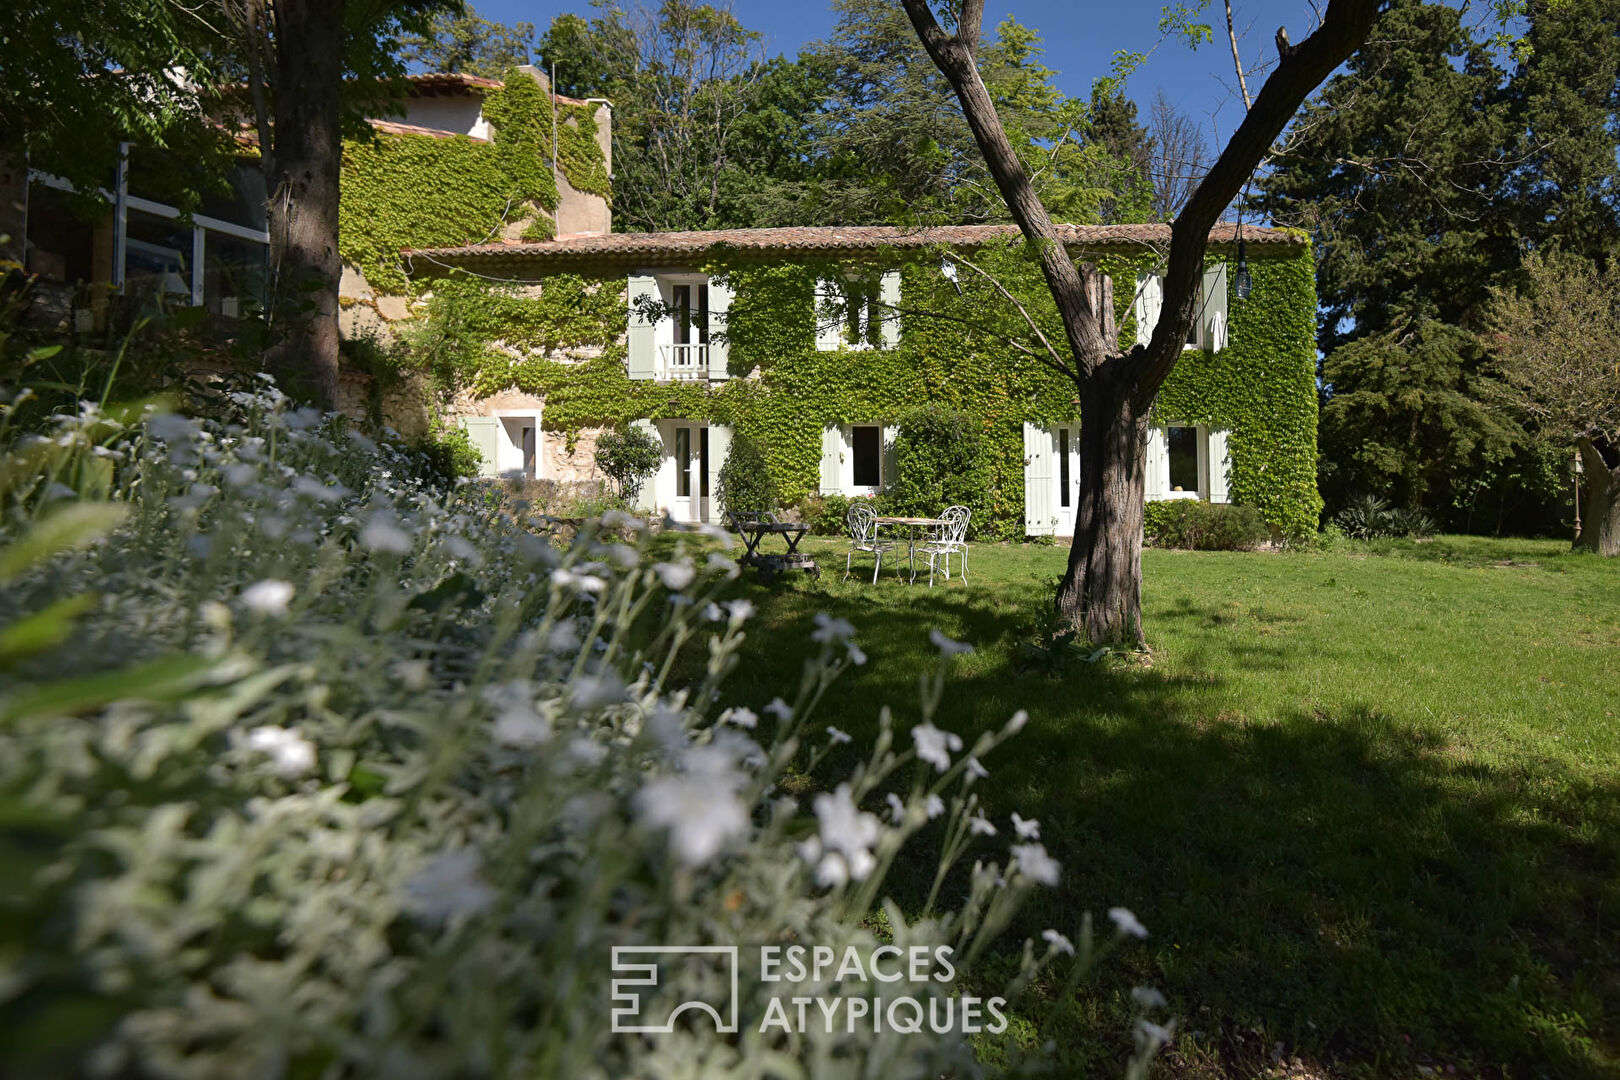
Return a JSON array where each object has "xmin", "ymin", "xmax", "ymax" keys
[
  {"xmin": 850, "ymin": 424, "xmax": 882, "ymax": 490},
  {"xmin": 819, "ymin": 422, "xmax": 898, "ymax": 495},
  {"xmin": 1144, "ymin": 424, "xmax": 1232, "ymax": 502},
  {"xmin": 815, "ymin": 270, "xmax": 900, "ymax": 351},
  {"xmin": 627, "ymin": 271, "xmax": 732, "ymax": 382}
]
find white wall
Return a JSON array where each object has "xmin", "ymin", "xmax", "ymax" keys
[{"xmin": 399, "ymin": 98, "xmax": 491, "ymax": 140}]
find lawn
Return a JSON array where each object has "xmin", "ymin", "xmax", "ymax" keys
[{"xmin": 705, "ymin": 535, "xmax": 1620, "ymax": 1078}]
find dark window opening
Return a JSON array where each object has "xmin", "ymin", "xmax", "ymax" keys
[
  {"xmin": 699, "ymin": 427, "xmax": 710, "ymax": 498},
  {"xmin": 698, "ymin": 284, "xmax": 710, "ymax": 344},
  {"xmin": 1059, "ymin": 427, "xmax": 1071, "ymax": 507},
  {"xmin": 673, "ymin": 285, "xmax": 690, "ymax": 346},
  {"xmin": 852, "ymin": 425, "xmax": 881, "ymax": 488},
  {"xmin": 1167, "ymin": 427, "xmax": 1199, "ymax": 492},
  {"xmin": 675, "ymin": 427, "xmax": 691, "ymax": 497},
  {"xmin": 522, "ymin": 425, "xmax": 537, "ymax": 479}
]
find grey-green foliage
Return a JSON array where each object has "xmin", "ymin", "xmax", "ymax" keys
[
  {"xmin": 594, "ymin": 423, "xmax": 662, "ymax": 502},
  {"xmin": 716, "ymin": 431, "xmax": 779, "ymax": 518},
  {"xmin": 0, "ymin": 383, "xmax": 1176, "ymax": 1078}
]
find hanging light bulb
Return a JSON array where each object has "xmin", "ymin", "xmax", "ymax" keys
[
  {"xmin": 1234, "ymin": 240, "xmax": 1252, "ymax": 301},
  {"xmin": 941, "ymin": 257, "xmax": 962, "ymax": 295}
]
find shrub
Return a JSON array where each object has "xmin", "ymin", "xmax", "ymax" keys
[
  {"xmin": 1333, "ymin": 494, "xmax": 1438, "ymax": 540},
  {"xmin": 716, "ymin": 430, "xmax": 779, "ymax": 518},
  {"xmin": 800, "ymin": 492, "xmax": 889, "ymax": 536},
  {"xmin": 1144, "ymin": 499, "xmax": 1271, "ymax": 550},
  {"xmin": 887, "ymin": 405, "xmax": 986, "ymax": 529},
  {"xmin": 594, "ymin": 423, "xmax": 662, "ymax": 503},
  {"xmin": 412, "ymin": 421, "xmax": 484, "ymax": 482},
  {"xmin": 0, "ymin": 380, "xmax": 1174, "ymax": 1077}
]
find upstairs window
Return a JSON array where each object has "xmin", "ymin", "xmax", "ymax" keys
[
  {"xmin": 816, "ymin": 270, "xmax": 899, "ymax": 351},
  {"xmin": 672, "ymin": 283, "xmax": 710, "ymax": 346}
]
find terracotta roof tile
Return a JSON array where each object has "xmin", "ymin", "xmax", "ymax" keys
[
  {"xmin": 403, "ymin": 71, "xmax": 595, "ymax": 106},
  {"xmin": 405, "ymin": 223, "xmax": 1300, "ymax": 275}
]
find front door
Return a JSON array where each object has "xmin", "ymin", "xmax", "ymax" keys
[
  {"xmin": 671, "ymin": 423, "xmax": 708, "ymax": 522},
  {"xmin": 1053, "ymin": 424, "xmax": 1081, "ymax": 536}
]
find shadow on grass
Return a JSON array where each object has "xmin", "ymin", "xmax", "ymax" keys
[{"xmin": 710, "ymin": 568, "xmax": 1620, "ymax": 1078}]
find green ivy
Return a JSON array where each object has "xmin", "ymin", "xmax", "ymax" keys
[
  {"xmin": 413, "ymin": 240, "xmax": 1321, "ymax": 542},
  {"xmin": 339, "ymin": 69, "xmax": 611, "ymax": 293}
]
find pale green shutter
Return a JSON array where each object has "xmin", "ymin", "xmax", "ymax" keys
[
  {"xmin": 707, "ymin": 277, "xmax": 732, "ymax": 380},
  {"xmin": 819, "ymin": 425, "xmax": 843, "ymax": 494},
  {"xmin": 814, "ymin": 279, "xmax": 842, "ymax": 351},
  {"xmin": 459, "ymin": 416, "xmax": 500, "ymax": 478},
  {"xmin": 1136, "ymin": 272, "xmax": 1163, "ymax": 347},
  {"xmin": 628, "ymin": 275, "xmax": 658, "ymax": 379},
  {"xmin": 1144, "ymin": 426, "xmax": 1166, "ymax": 500},
  {"xmin": 1207, "ymin": 428, "xmax": 1232, "ymax": 503},
  {"xmin": 879, "ymin": 270, "xmax": 901, "ymax": 349},
  {"xmin": 1023, "ymin": 422, "xmax": 1054, "ymax": 536},
  {"xmin": 707, "ymin": 424, "xmax": 733, "ymax": 521},
  {"xmin": 1202, "ymin": 261, "xmax": 1228, "ymax": 352}
]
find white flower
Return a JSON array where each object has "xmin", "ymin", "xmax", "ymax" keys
[
  {"xmin": 764, "ymin": 697, "xmax": 793, "ymax": 721},
  {"xmin": 391, "ymin": 659, "xmax": 431, "ymax": 690},
  {"xmin": 811, "ymin": 612, "xmax": 857, "ymax": 645},
  {"xmin": 1131, "ymin": 986, "xmax": 1167, "ymax": 1009},
  {"xmin": 1007, "ymin": 709, "xmax": 1029, "ymax": 733},
  {"xmin": 912, "ymin": 722, "xmax": 962, "ymax": 772},
  {"xmin": 846, "ymin": 643, "xmax": 867, "ymax": 666},
  {"xmin": 361, "ymin": 513, "xmax": 413, "ymax": 555},
  {"xmin": 1011, "ymin": 842, "xmax": 1061, "ymax": 886},
  {"xmin": 293, "ymin": 475, "xmax": 348, "ymax": 503},
  {"xmin": 400, "ymin": 850, "xmax": 496, "ymax": 924},
  {"xmin": 725, "ymin": 599, "xmax": 755, "ymax": 624},
  {"xmin": 810, "ymin": 783, "xmax": 881, "ymax": 882},
  {"xmin": 245, "ymin": 725, "xmax": 316, "ymax": 778},
  {"xmin": 924, "ymin": 793, "xmax": 946, "ymax": 819},
  {"xmin": 484, "ymin": 681, "xmax": 552, "ymax": 748},
  {"xmin": 653, "ymin": 560, "xmax": 696, "ymax": 591},
  {"xmin": 546, "ymin": 620, "xmax": 582, "ymax": 653},
  {"xmin": 707, "ymin": 553, "xmax": 739, "ymax": 577},
  {"xmin": 1134, "ymin": 1017, "xmax": 1175, "ymax": 1051},
  {"xmin": 1042, "ymin": 929, "xmax": 1075, "ymax": 956},
  {"xmin": 702, "ymin": 602, "xmax": 723, "ymax": 622},
  {"xmin": 720, "ymin": 707, "xmax": 758, "ymax": 729},
  {"xmin": 826, "ymin": 726, "xmax": 852, "ymax": 745},
  {"xmin": 637, "ymin": 774, "xmax": 749, "ymax": 866},
  {"xmin": 886, "ymin": 793, "xmax": 906, "ymax": 823},
  {"xmin": 551, "ymin": 568, "xmax": 606, "ymax": 593},
  {"xmin": 969, "ymin": 811, "xmax": 997, "ymax": 836},
  {"xmin": 1108, "ymin": 906, "xmax": 1149, "ymax": 939},
  {"xmin": 599, "ymin": 509, "xmax": 644, "ymax": 532},
  {"xmin": 240, "ymin": 579, "xmax": 294, "ymax": 617},
  {"xmin": 966, "ymin": 757, "xmax": 989, "ymax": 780},
  {"xmin": 929, "ymin": 628, "xmax": 973, "ymax": 656},
  {"xmin": 1011, "ymin": 812, "xmax": 1040, "ymax": 839},
  {"xmin": 569, "ymin": 671, "xmax": 627, "ymax": 712}
]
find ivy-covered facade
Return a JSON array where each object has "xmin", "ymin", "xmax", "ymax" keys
[{"xmin": 406, "ymin": 224, "xmax": 1322, "ymax": 541}]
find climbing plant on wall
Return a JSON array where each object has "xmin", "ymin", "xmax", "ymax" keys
[
  {"xmin": 338, "ymin": 68, "xmax": 610, "ymax": 292},
  {"xmin": 406, "ymin": 239, "xmax": 1320, "ymax": 541}
]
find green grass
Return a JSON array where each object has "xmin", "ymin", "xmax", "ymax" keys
[{"xmin": 708, "ymin": 535, "xmax": 1620, "ymax": 1078}]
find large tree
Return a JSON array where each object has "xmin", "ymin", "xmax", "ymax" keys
[
  {"xmin": 899, "ymin": 0, "xmax": 1384, "ymax": 645},
  {"xmin": 1484, "ymin": 251, "xmax": 1620, "ymax": 554},
  {"xmin": 399, "ymin": 8, "xmax": 537, "ymax": 77},
  {"xmin": 218, "ymin": 0, "xmax": 449, "ymax": 407}
]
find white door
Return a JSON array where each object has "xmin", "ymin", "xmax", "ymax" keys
[
  {"xmin": 1053, "ymin": 424, "xmax": 1081, "ymax": 536},
  {"xmin": 670, "ymin": 423, "xmax": 708, "ymax": 523}
]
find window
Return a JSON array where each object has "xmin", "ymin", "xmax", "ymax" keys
[
  {"xmin": 1058, "ymin": 427, "xmax": 1071, "ymax": 508},
  {"xmin": 672, "ymin": 283, "xmax": 709, "ymax": 346},
  {"xmin": 699, "ymin": 427, "xmax": 710, "ymax": 498},
  {"xmin": 675, "ymin": 427, "xmax": 691, "ymax": 498},
  {"xmin": 1166, "ymin": 426, "xmax": 1199, "ymax": 492},
  {"xmin": 851, "ymin": 425, "xmax": 881, "ymax": 488}
]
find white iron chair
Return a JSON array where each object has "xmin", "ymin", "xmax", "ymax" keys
[
  {"xmin": 916, "ymin": 505, "xmax": 971, "ymax": 587},
  {"xmin": 845, "ymin": 503, "xmax": 897, "ymax": 583}
]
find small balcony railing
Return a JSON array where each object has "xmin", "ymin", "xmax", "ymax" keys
[{"xmin": 660, "ymin": 342, "xmax": 709, "ymax": 380}]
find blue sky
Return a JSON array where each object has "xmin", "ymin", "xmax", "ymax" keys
[{"xmin": 476, "ymin": 0, "xmax": 1324, "ymax": 150}]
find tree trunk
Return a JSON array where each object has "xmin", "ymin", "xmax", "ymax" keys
[
  {"xmin": 265, "ymin": 0, "xmax": 345, "ymax": 410},
  {"xmin": 1575, "ymin": 436, "xmax": 1620, "ymax": 555},
  {"xmin": 1057, "ymin": 358, "xmax": 1149, "ymax": 647}
]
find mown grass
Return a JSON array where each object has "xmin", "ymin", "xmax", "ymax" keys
[{"xmin": 704, "ymin": 534, "xmax": 1620, "ymax": 1078}]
